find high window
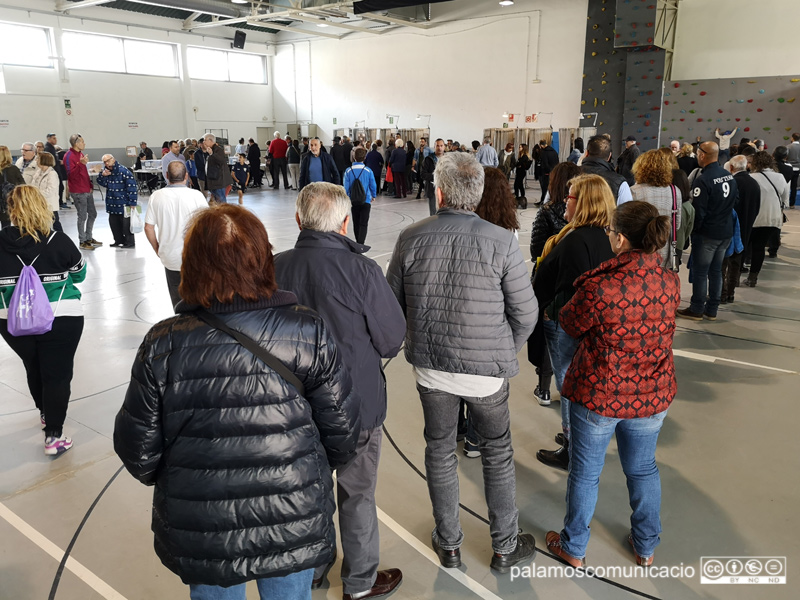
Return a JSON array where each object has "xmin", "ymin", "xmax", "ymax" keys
[
  {"xmin": 187, "ymin": 47, "xmax": 267, "ymax": 84},
  {"xmin": 62, "ymin": 31, "xmax": 177, "ymax": 77}
]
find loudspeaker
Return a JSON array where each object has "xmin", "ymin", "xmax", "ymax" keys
[{"xmin": 232, "ymin": 31, "xmax": 246, "ymax": 49}]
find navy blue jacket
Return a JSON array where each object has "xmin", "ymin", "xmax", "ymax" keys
[
  {"xmin": 389, "ymin": 148, "xmax": 407, "ymax": 173},
  {"xmin": 96, "ymin": 162, "xmax": 137, "ymax": 214},
  {"xmin": 274, "ymin": 231, "xmax": 406, "ymax": 431},
  {"xmin": 299, "ymin": 152, "xmax": 340, "ymax": 190},
  {"xmin": 364, "ymin": 149, "xmax": 384, "ymax": 179},
  {"xmin": 691, "ymin": 162, "xmax": 737, "ymax": 240}
]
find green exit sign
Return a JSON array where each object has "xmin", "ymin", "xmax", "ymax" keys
[
  {"xmin": 333, "ymin": 117, "xmax": 337, "ymax": 125},
  {"xmin": 389, "ymin": 117, "xmax": 394, "ymax": 124}
]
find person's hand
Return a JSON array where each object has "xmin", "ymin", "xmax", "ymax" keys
[
  {"xmin": 80, "ymin": 154, "xmax": 89, "ymax": 164},
  {"xmin": 102, "ymin": 169, "xmax": 111, "ymax": 176}
]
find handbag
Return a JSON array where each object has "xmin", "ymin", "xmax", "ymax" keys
[
  {"xmin": 194, "ymin": 308, "xmax": 305, "ymax": 396},
  {"xmin": 669, "ymin": 184, "xmax": 679, "ymax": 272},
  {"xmin": 760, "ymin": 172, "xmax": 788, "ymax": 223}
]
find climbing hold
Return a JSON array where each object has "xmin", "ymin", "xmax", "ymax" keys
[
  {"xmin": 757, "ymin": 108, "xmax": 763, "ymax": 112},
  {"xmin": 747, "ymin": 99, "xmax": 753, "ymax": 103},
  {"xmin": 689, "ymin": 109, "xmax": 695, "ymax": 113},
  {"xmin": 763, "ymin": 127, "xmax": 771, "ymax": 131},
  {"xmin": 758, "ymin": 89, "xmax": 765, "ymax": 94},
  {"xmin": 787, "ymin": 98, "xmax": 796, "ymax": 103},
  {"xmin": 743, "ymin": 127, "xmax": 750, "ymax": 132},
  {"xmin": 700, "ymin": 91, "xmax": 707, "ymax": 96},
  {"xmin": 664, "ymin": 100, "xmax": 670, "ymax": 105},
  {"xmin": 697, "ymin": 118, "xmax": 703, "ymax": 122},
  {"xmin": 777, "ymin": 97, "xmax": 786, "ymax": 103},
  {"xmin": 736, "ymin": 99, "xmax": 745, "ymax": 103},
  {"xmin": 674, "ymin": 83, "xmax": 680, "ymax": 88},
  {"xmin": 718, "ymin": 109, "xmax": 723, "ymax": 113}
]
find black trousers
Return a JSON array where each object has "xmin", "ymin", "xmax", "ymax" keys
[
  {"xmin": 165, "ymin": 268, "xmax": 182, "ymax": 312},
  {"xmin": 109, "ymin": 213, "xmax": 133, "ymax": 246},
  {"xmin": 721, "ymin": 252, "xmax": 742, "ymax": 300},
  {"xmin": 790, "ymin": 171, "xmax": 798, "ymax": 208},
  {"xmin": 393, "ymin": 170, "xmax": 407, "ymax": 197},
  {"xmin": 514, "ymin": 173, "xmax": 526, "ymax": 198},
  {"xmin": 749, "ymin": 226, "xmax": 779, "ymax": 275},
  {"xmin": 351, "ymin": 203, "xmax": 371, "ymax": 244},
  {"xmin": 272, "ymin": 157, "xmax": 289, "ymax": 188},
  {"xmin": 1, "ymin": 316, "xmax": 84, "ymax": 438},
  {"xmin": 250, "ymin": 163, "xmax": 262, "ymax": 186},
  {"xmin": 53, "ymin": 211, "xmax": 63, "ymax": 232},
  {"xmin": 539, "ymin": 173, "xmax": 550, "ymax": 202}
]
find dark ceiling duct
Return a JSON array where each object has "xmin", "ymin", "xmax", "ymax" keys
[{"xmin": 353, "ymin": 0, "xmax": 444, "ymax": 15}]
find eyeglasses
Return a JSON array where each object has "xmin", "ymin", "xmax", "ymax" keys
[
  {"xmin": 22, "ymin": 148, "xmax": 34, "ymax": 153},
  {"xmin": 566, "ymin": 195, "xmax": 578, "ymax": 202},
  {"xmin": 604, "ymin": 226, "xmax": 618, "ymax": 235}
]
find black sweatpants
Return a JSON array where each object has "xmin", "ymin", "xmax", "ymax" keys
[
  {"xmin": 514, "ymin": 173, "xmax": 526, "ymax": 199},
  {"xmin": 750, "ymin": 226, "xmax": 779, "ymax": 275},
  {"xmin": 109, "ymin": 213, "xmax": 133, "ymax": 246},
  {"xmin": 1, "ymin": 316, "xmax": 84, "ymax": 438},
  {"xmin": 351, "ymin": 203, "xmax": 371, "ymax": 244}
]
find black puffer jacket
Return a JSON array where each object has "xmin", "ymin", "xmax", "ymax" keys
[
  {"xmin": 114, "ymin": 291, "xmax": 360, "ymax": 587},
  {"xmin": 530, "ymin": 200, "xmax": 567, "ymax": 260}
]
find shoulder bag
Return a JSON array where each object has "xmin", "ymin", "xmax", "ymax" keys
[
  {"xmin": 669, "ymin": 184, "xmax": 679, "ymax": 271},
  {"xmin": 194, "ymin": 308, "xmax": 305, "ymax": 396}
]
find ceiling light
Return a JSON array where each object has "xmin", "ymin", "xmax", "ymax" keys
[
  {"xmin": 502, "ymin": 112, "xmax": 509, "ymax": 118},
  {"xmin": 231, "ymin": 0, "xmax": 248, "ymax": 4},
  {"xmin": 499, "ymin": 1, "xmax": 514, "ymax": 6},
  {"xmin": 317, "ymin": 23, "xmax": 329, "ymax": 27}
]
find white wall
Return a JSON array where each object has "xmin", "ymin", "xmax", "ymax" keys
[
  {"xmin": 0, "ymin": 0, "xmax": 275, "ymax": 151},
  {"xmin": 672, "ymin": 0, "xmax": 800, "ymax": 80},
  {"xmin": 272, "ymin": 0, "xmax": 589, "ymax": 145}
]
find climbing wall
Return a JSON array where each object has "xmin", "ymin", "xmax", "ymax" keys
[
  {"xmin": 660, "ymin": 76, "xmax": 800, "ymax": 147},
  {"xmin": 614, "ymin": 0, "xmax": 657, "ymax": 48},
  {"xmin": 622, "ymin": 48, "xmax": 666, "ymax": 150},
  {"xmin": 580, "ymin": 0, "xmax": 627, "ymax": 156}
]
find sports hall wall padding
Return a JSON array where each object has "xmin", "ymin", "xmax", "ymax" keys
[{"xmin": 659, "ymin": 76, "xmax": 800, "ymax": 147}]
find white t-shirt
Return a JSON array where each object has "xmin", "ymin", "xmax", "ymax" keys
[
  {"xmin": 144, "ymin": 185, "xmax": 209, "ymax": 271},
  {"xmin": 413, "ymin": 367, "xmax": 504, "ymax": 397}
]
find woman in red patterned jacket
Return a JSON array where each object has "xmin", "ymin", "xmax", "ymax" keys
[{"xmin": 545, "ymin": 200, "xmax": 680, "ymax": 569}]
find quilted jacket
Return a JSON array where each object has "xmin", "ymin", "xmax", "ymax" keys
[
  {"xmin": 96, "ymin": 162, "xmax": 137, "ymax": 214},
  {"xmin": 386, "ymin": 209, "xmax": 538, "ymax": 378},
  {"xmin": 529, "ymin": 200, "xmax": 567, "ymax": 261},
  {"xmin": 113, "ymin": 291, "xmax": 360, "ymax": 586},
  {"xmin": 560, "ymin": 251, "xmax": 680, "ymax": 419}
]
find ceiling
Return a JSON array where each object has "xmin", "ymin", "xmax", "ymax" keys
[{"xmin": 58, "ymin": 0, "xmax": 439, "ymax": 40}]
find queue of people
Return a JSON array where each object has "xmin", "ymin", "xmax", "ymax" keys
[{"xmin": 0, "ymin": 125, "xmax": 795, "ymax": 600}]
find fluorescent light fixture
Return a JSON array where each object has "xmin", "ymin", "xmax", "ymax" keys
[
  {"xmin": 502, "ymin": 111, "xmax": 509, "ymax": 118},
  {"xmin": 231, "ymin": 0, "xmax": 248, "ymax": 4},
  {"xmin": 499, "ymin": 0, "xmax": 514, "ymax": 6},
  {"xmin": 317, "ymin": 22, "xmax": 329, "ymax": 28}
]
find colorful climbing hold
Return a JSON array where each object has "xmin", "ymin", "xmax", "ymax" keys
[
  {"xmin": 758, "ymin": 89, "xmax": 765, "ymax": 94},
  {"xmin": 700, "ymin": 91, "xmax": 707, "ymax": 96},
  {"xmin": 697, "ymin": 118, "xmax": 703, "ymax": 122},
  {"xmin": 747, "ymin": 99, "xmax": 753, "ymax": 103},
  {"xmin": 718, "ymin": 109, "xmax": 723, "ymax": 113},
  {"xmin": 763, "ymin": 127, "xmax": 771, "ymax": 131},
  {"xmin": 689, "ymin": 110, "xmax": 695, "ymax": 113},
  {"xmin": 674, "ymin": 83, "xmax": 680, "ymax": 88},
  {"xmin": 757, "ymin": 108, "xmax": 763, "ymax": 112},
  {"xmin": 743, "ymin": 127, "xmax": 750, "ymax": 132},
  {"xmin": 787, "ymin": 98, "xmax": 796, "ymax": 103},
  {"xmin": 777, "ymin": 98, "xmax": 786, "ymax": 103},
  {"xmin": 736, "ymin": 99, "xmax": 744, "ymax": 103},
  {"xmin": 664, "ymin": 101, "xmax": 670, "ymax": 105}
]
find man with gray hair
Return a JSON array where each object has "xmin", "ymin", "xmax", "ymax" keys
[
  {"xmin": 475, "ymin": 137, "xmax": 499, "ymax": 168},
  {"xmin": 202, "ymin": 133, "xmax": 233, "ymax": 202},
  {"xmin": 97, "ymin": 153, "xmax": 138, "ymax": 248},
  {"xmin": 386, "ymin": 152, "xmax": 538, "ymax": 573},
  {"xmin": 273, "ymin": 182, "xmax": 406, "ymax": 600},
  {"xmin": 269, "ymin": 130, "xmax": 290, "ymax": 190},
  {"xmin": 16, "ymin": 142, "xmax": 39, "ymax": 183},
  {"xmin": 144, "ymin": 161, "xmax": 208, "ymax": 309}
]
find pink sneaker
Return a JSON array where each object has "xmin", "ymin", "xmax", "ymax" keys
[{"xmin": 44, "ymin": 436, "xmax": 73, "ymax": 456}]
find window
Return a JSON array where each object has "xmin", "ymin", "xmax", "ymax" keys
[
  {"xmin": 0, "ymin": 22, "xmax": 53, "ymax": 68},
  {"xmin": 228, "ymin": 52, "xmax": 265, "ymax": 84},
  {"xmin": 62, "ymin": 31, "xmax": 177, "ymax": 77},
  {"xmin": 187, "ymin": 46, "xmax": 266, "ymax": 84},
  {"xmin": 62, "ymin": 31, "xmax": 124, "ymax": 73},
  {"xmin": 124, "ymin": 39, "xmax": 177, "ymax": 77},
  {"xmin": 187, "ymin": 47, "xmax": 228, "ymax": 81}
]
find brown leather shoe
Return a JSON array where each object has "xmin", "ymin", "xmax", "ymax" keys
[
  {"xmin": 546, "ymin": 531, "xmax": 585, "ymax": 568},
  {"xmin": 342, "ymin": 569, "xmax": 403, "ymax": 600},
  {"xmin": 628, "ymin": 534, "xmax": 654, "ymax": 566}
]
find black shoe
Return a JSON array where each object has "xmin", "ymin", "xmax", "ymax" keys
[
  {"xmin": 311, "ymin": 549, "xmax": 336, "ymax": 590},
  {"xmin": 490, "ymin": 533, "xmax": 537, "ymax": 573},
  {"xmin": 768, "ymin": 252, "xmax": 778, "ymax": 258},
  {"xmin": 432, "ymin": 536, "xmax": 461, "ymax": 568},
  {"xmin": 740, "ymin": 264, "xmax": 750, "ymax": 273},
  {"xmin": 536, "ymin": 445, "xmax": 569, "ymax": 471},
  {"xmin": 534, "ymin": 385, "xmax": 551, "ymax": 406},
  {"xmin": 676, "ymin": 307, "xmax": 704, "ymax": 321},
  {"xmin": 120, "ymin": 243, "xmax": 136, "ymax": 248},
  {"xmin": 555, "ymin": 433, "xmax": 567, "ymax": 446}
]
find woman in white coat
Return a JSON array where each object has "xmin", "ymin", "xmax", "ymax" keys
[{"xmin": 31, "ymin": 152, "xmax": 62, "ymax": 232}]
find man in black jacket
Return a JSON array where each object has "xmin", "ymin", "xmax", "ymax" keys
[
  {"xmin": 678, "ymin": 142, "xmax": 737, "ymax": 321},
  {"xmin": 202, "ymin": 133, "xmax": 234, "ymax": 202},
  {"xmin": 617, "ymin": 135, "xmax": 641, "ymax": 186},
  {"xmin": 581, "ymin": 135, "xmax": 632, "ymax": 204},
  {"xmin": 537, "ymin": 139, "xmax": 559, "ymax": 205},
  {"xmin": 274, "ymin": 183, "xmax": 405, "ymax": 600},
  {"xmin": 298, "ymin": 138, "xmax": 340, "ymax": 190},
  {"xmin": 246, "ymin": 138, "xmax": 262, "ymax": 188}
]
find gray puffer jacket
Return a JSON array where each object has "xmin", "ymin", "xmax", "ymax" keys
[{"xmin": 387, "ymin": 209, "xmax": 538, "ymax": 378}]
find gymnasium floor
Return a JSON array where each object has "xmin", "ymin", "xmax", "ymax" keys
[{"xmin": 1, "ymin": 184, "xmax": 798, "ymax": 600}]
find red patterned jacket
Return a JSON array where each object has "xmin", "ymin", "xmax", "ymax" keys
[{"xmin": 560, "ymin": 251, "xmax": 680, "ymax": 419}]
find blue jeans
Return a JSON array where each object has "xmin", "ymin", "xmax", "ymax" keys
[
  {"xmin": 209, "ymin": 187, "xmax": 228, "ymax": 203},
  {"xmin": 189, "ymin": 570, "xmax": 313, "ymax": 600},
  {"xmin": 542, "ymin": 318, "xmax": 580, "ymax": 440},
  {"xmin": 417, "ymin": 380, "xmax": 519, "ymax": 553},
  {"xmin": 689, "ymin": 235, "xmax": 730, "ymax": 317},
  {"xmin": 561, "ymin": 403, "xmax": 668, "ymax": 560}
]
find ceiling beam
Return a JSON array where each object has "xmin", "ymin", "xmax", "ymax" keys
[
  {"xmin": 359, "ymin": 11, "xmax": 429, "ymax": 29},
  {"xmin": 55, "ymin": 0, "xmax": 115, "ymax": 11},
  {"xmin": 246, "ymin": 19, "xmax": 343, "ymax": 40},
  {"xmin": 183, "ymin": 11, "xmax": 203, "ymax": 29},
  {"xmin": 285, "ymin": 11, "xmax": 389, "ymax": 34}
]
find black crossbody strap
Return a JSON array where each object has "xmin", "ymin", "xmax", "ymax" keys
[{"xmin": 195, "ymin": 308, "xmax": 306, "ymax": 396}]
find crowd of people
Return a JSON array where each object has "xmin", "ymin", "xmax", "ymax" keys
[{"xmin": 0, "ymin": 122, "xmax": 796, "ymax": 600}]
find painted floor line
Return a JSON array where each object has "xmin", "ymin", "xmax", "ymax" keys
[
  {"xmin": 673, "ymin": 349, "xmax": 797, "ymax": 374},
  {"xmin": 376, "ymin": 506, "xmax": 504, "ymax": 600},
  {"xmin": 0, "ymin": 502, "xmax": 129, "ymax": 600}
]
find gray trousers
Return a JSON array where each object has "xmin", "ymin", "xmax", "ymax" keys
[
  {"xmin": 288, "ymin": 163, "xmax": 300, "ymax": 189},
  {"xmin": 315, "ymin": 426, "xmax": 382, "ymax": 594},
  {"xmin": 165, "ymin": 268, "xmax": 181, "ymax": 312},
  {"xmin": 72, "ymin": 192, "xmax": 96, "ymax": 243},
  {"xmin": 417, "ymin": 380, "xmax": 518, "ymax": 553}
]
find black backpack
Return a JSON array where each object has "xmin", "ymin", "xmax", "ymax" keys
[{"xmin": 349, "ymin": 167, "xmax": 367, "ymax": 206}]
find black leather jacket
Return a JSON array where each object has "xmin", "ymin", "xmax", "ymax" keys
[
  {"xmin": 530, "ymin": 200, "xmax": 568, "ymax": 261},
  {"xmin": 114, "ymin": 291, "xmax": 360, "ymax": 587}
]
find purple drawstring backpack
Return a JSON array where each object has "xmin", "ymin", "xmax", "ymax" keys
[{"xmin": 2, "ymin": 233, "xmax": 66, "ymax": 336}]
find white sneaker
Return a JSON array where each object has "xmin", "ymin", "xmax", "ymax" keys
[{"xmin": 44, "ymin": 435, "xmax": 73, "ymax": 456}]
